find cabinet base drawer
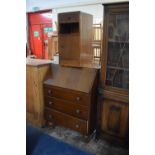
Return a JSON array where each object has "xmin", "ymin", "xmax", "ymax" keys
[
  {"xmin": 58, "ymin": 12, "xmax": 79, "ymax": 23},
  {"xmin": 45, "ymin": 108, "xmax": 88, "ymax": 134},
  {"xmin": 45, "ymin": 96, "xmax": 89, "ymax": 120},
  {"xmin": 44, "ymin": 86, "xmax": 90, "ymax": 106}
]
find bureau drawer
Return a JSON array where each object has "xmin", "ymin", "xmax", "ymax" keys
[
  {"xmin": 45, "ymin": 96, "xmax": 89, "ymax": 120},
  {"xmin": 59, "ymin": 12, "xmax": 79, "ymax": 23},
  {"xmin": 44, "ymin": 86, "xmax": 90, "ymax": 106},
  {"xmin": 45, "ymin": 108, "xmax": 88, "ymax": 134}
]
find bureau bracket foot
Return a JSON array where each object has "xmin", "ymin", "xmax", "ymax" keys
[{"xmin": 83, "ymin": 130, "xmax": 97, "ymax": 143}]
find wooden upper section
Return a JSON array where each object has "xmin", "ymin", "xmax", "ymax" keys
[
  {"xmin": 26, "ymin": 58, "xmax": 52, "ymax": 67},
  {"xmin": 44, "ymin": 64, "xmax": 98, "ymax": 93}
]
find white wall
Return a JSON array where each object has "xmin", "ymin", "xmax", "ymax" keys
[
  {"xmin": 26, "ymin": 0, "xmax": 128, "ymax": 11},
  {"xmin": 53, "ymin": 4, "xmax": 103, "ymax": 24},
  {"xmin": 26, "ymin": 0, "xmax": 128, "ymax": 29}
]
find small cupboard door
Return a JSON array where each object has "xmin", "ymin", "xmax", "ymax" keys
[
  {"xmin": 101, "ymin": 99, "xmax": 128, "ymax": 138},
  {"xmin": 59, "ymin": 34, "xmax": 80, "ymax": 60}
]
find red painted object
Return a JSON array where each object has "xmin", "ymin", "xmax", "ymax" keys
[{"xmin": 28, "ymin": 10, "xmax": 53, "ymax": 59}]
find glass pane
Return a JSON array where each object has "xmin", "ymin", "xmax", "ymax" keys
[{"xmin": 106, "ymin": 13, "xmax": 129, "ymax": 89}]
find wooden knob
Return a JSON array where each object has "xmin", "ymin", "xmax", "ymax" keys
[
  {"xmin": 76, "ymin": 97, "xmax": 80, "ymax": 101},
  {"xmin": 76, "ymin": 109, "xmax": 80, "ymax": 114},
  {"xmin": 75, "ymin": 124, "xmax": 79, "ymax": 128}
]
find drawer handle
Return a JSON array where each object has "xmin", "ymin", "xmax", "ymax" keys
[
  {"xmin": 48, "ymin": 90, "xmax": 52, "ymax": 94},
  {"xmin": 60, "ymin": 45, "xmax": 64, "ymax": 49},
  {"xmin": 48, "ymin": 114, "xmax": 52, "ymax": 119},
  {"xmin": 76, "ymin": 109, "xmax": 80, "ymax": 114},
  {"xmin": 48, "ymin": 122, "xmax": 53, "ymax": 126},
  {"xmin": 76, "ymin": 97, "xmax": 81, "ymax": 101},
  {"xmin": 68, "ymin": 17, "xmax": 71, "ymax": 20},
  {"xmin": 75, "ymin": 124, "xmax": 79, "ymax": 128},
  {"xmin": 49, "ymin": 101, "xmax": 53, "ymax": 105}
]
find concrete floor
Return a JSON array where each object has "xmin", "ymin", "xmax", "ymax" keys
[{"xmin": 33, "ymin": 125, "xmax": 129, "ymax": 155}]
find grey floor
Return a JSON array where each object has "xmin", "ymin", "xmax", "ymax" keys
[{"xmin": 35, "ymin": 125, "xmax": 129, "ymax": 155}]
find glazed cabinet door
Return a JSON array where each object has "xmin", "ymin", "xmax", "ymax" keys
[
  {"xmin": 101, "ymin": 99, "xmax": 128, "ymax": 138},
  {"xmin": 101, "ymin": 3, "xmax": 129, "ymax": 90}
]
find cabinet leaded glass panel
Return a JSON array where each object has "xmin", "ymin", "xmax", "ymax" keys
[{"xmin": 106, "ymin": 13, "xmax": 129, "ymax": 89}]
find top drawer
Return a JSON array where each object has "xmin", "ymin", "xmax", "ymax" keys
[
  {"xmin": 58, "ymin": 12, "xmax": 79, "ymax": 23},
  {"xmin": 44, "ymin": 86, "xmax": 90, "ymax": 106}
]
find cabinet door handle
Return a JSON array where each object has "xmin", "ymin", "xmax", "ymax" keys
[{"xmin": 76, "ymin": 109, "xmax": 80, "ymax": 114}]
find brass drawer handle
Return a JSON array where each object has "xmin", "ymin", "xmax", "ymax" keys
[
  {"xmin": 48, "ymin": 89, "xmax": 52, "ymax": 94},
  {"xmin": 76, "ymin": 97, "xmax": 81, "ymax": 101},
  {"xmin": 76, "ymin": 109, "xmax": 80, "ymax": 114},
  {"xmin": 49, "ymin": 101, "xmax": 53, "ymax": 105},
  {"xmin": 75, "ymin": 124, "xmax": 79, "ymax": 128},
  {"xmin": 48, "ymin": 122, "xmax": 53, "ymax": 126},
  {"xmin": 48, "ymin": 114, "xmax": 52, "ymax": 119}
]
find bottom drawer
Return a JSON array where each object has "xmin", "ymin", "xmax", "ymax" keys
[{"xmin": 45, "ymin": 108, "xmax": 88, "ymax": 134}]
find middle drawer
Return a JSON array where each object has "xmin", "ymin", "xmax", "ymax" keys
[
  {"xmin": 44, "ymin": 86, "xmax": 90, "ymax": 106},
  {"xmin": 45, "ymin": 96, "xmax": 89, "ymax": 120}
]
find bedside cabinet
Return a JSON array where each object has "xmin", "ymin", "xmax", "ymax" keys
[
  {"xmin": 43, "ymin": 64, "xmax": 98, "ymax": 135},
  {"xmin": 58, "ymin": 11, "xmax": 93, "ymax": 67}
]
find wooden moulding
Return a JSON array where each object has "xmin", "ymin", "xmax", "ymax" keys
[{"xmin": 103, "ymin": 89, "xmax": 129, "ymax": 103}]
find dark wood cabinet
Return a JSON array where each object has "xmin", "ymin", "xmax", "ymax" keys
[
  {"xmin": 43, "ymin": 64, "xmax": 98, "ymax": 135},
  {"xmin": 100, "ymin": 3, "xmax": 129, "ymax": 142},
  {"xmin": 58, "ymin": 11, "xmax": 93, "ymax": 67},
  {"xmin": 101, "ymin": 99, "xmax": 128, "ymax": 138}
]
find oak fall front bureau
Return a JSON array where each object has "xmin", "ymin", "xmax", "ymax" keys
[{"xmin": 43, "ymin": 64, "xmax": 98, "ymax": 135}]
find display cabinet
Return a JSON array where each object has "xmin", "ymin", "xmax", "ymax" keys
[{"xmin": 100, "ymin": 2, "xmax": 129, "ymax": 142}]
